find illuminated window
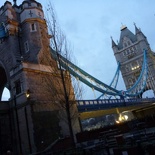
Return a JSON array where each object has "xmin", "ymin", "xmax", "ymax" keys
[{"xmin": 131, "ymin": 61, "xmax": 139, "ymax": 70}]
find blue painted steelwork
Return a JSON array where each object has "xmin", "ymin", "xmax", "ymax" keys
[
  {"xmin": 50, "ymin": 49, "xmax": 148, "ymax": 98},
  {"xmin": 77, "ymin": 98, "xmax": 155, "ymax": 112},
  {"xmin": 121, "ymin": 50, "xmax": 148, "ymax": 97},
  {"xmin": 97, "ymin": 62, "xmax": 120, "ymax": 99},
  {"xmin": 0, "ymin": 22, "xmax": 8, "ymax": 39},
  {"xmin": 51, "ymin": 49, "xmax": 119, "ymax": 96}
]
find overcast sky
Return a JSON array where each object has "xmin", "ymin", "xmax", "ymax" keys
[{"xmin": 1, "ymin": 0, "xmax": 155, "ymax": 100}]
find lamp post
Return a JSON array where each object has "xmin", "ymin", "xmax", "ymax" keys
[
  {"xmin": 25, "ymin": 90, "xmax": 32, "ymax": 154},
  {"xmin": 14, "ymin": 95, "xmax": 22, "ymax": 154}
]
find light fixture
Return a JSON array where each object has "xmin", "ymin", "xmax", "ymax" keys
[{"xmin": 26, "ymin": 89, "xmax": 30, "ymax": 98}]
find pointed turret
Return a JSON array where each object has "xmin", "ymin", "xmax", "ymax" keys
[
  {"xmin": 134, "ymin": 23, "xmax": 141, "ymax": 34},
  {"xmin": 118, "ymin": 25, "xmax": 137, "ymax": 50},
  {"xmin": 135, "ymin": 23, "xmax": 147, "ymax": 42},
  {"xmin": 13, "ymin": 0, "xmax": 17, "ymax": 5},
  {"xmin": 111, "ymin": 36, "xmax": 117, "ymax": 47},
  {"xmin": 111, "ymin": 36, "xmax": 119, "ymax": 55}
]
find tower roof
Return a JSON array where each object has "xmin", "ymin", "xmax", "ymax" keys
[
  {"xmin": 134, "ymin": 23, "xmax": 141, "ymax": 34},
  {"xmin": 118, "ymin": 26, "xmax": 137, "ymax": 49},
  {"xmin": 111, "ymin": 36, "xmax": 117, "ymax": 47}
]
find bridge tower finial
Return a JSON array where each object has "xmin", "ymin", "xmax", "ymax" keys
[{"xmin": 13, "ymin": 0, "xmax": 17, "ymax": 5}]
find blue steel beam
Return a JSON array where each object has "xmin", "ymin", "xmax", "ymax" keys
[
  {"xmin": 97, "ymin": 62, "xmax": 120, "ymax": 99},
  {"xmin": 50, "ymin": 48, "xmax": 148, "ymax": 98},
  {"xmin": 50, "ymin": 49, "xmax": 120, "ymax": 96}
]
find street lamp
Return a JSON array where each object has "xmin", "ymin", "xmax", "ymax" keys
[{"xmin": 26, "ymin": 89, "xmax": 30, "ymax": 98}]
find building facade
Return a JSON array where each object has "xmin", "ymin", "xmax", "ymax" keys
[
  {"xmin": 0, "ymin": 0, "xmax": 80, "ymax": 154},
  {"xmin": 112, "ymin": 25, "xmax": 155, "ymax": 97}
]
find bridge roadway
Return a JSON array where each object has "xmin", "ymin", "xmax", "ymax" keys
[{"xmin": 77, "ymin": 98, "xmax": 155, "ymax": 120}]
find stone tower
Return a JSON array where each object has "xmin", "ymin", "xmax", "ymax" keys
[
  {"xmin": 112, "ymin": 24, "xmax": 155, "ymax": 97},
  {"xmin": 0, "ymin": 0, "xmax": 80, "ymax": 154}
]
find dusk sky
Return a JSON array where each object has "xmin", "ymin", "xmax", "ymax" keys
[{"xmin": 1, "ymin": 0, "xmax": 155, "ymax": 100}]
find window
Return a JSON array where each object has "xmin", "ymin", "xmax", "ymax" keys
[
  {"xmin": 127, "ymin": 41, "xmax": 131, "ymax": 46},
  {"xmin": 24, "ymin": 41, "xmax": 29, "ymax": 53},
  {"xmin": 123, "ymin": 51, "xmax": 126, "ymax": 56},
  {"xmin": 30, "ymin": 23, "xmax": 37, "ymax": 32},
  {"xmin": 128, "ymin": 78, "xmax": 133, "ymax": 85},
  {"xmin": 131, "ymin": 61, "xmax": 139, "ymax": 71},
  {"xmin": 15, "ymin": 80, "xmax": 22, "ymax": 95},
  {"xmin": 124, "ymin": 43, "xmax": 127, "ymax": 48},
  {"xmin": 125, "ymin": 65, "xmax": 129, "ymax": 72},
  {"xmin": 123, "ymin": 37, "xmax": 132, "ymax": 49}
]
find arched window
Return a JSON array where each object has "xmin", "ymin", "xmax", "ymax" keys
[
  {"xmin": 125, "ymin": 65, "xmax": 129, "ymax": 72},
  {"xmin": 127, "ymin": 41, "xmax": 131, "ymax": 46},
  {"xmin": 30, "ymin": 23, "xmax": 37, "ymax": 32},
  {"xmin": 123, "ymin": 37, "xmax": 132, "ymax": 49},
  {"xmin": 124, "ymin": 43, "xmax": 127, "ymax": 48}
]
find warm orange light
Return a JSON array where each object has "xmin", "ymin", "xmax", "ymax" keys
[{"xmin": 26, "ymin": 90, "xmax": 30, "ymax": 98}]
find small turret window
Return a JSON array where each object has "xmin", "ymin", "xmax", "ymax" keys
[
  {"xmin": 30, "ymin": 23, "xmax": 37, "ymax": 32},
  {"xmin": 24, "ymin": 41, "xmax": 29, "ymax": 53}
]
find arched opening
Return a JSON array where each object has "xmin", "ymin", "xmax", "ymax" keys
[
  {"xmin": 2, "ymin": 87, "xmax": 10, "ymax": 101},
  {"xmin": 0, "ymin": 66, "xmax": 8, "ymax": 101}
]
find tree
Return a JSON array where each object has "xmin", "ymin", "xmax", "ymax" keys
[{"xmin": 42, "ymin": 1, "xmax": 83, "ymax": 148}]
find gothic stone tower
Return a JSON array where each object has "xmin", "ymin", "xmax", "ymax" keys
[
  {"xmin": 112, "ymin": 25, "xmax": 155, "ymax": 97},
  {"xmin": 0, "ymin": 0, "xmax": 80, "ymax": 154}
]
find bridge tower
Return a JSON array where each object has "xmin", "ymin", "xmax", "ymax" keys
[
  {"xmin": 112, "ymin": 24, "xmax": 155, "ymax": 97},
  {"xmin": 0, "ymin": 0, "xmax": 80, "ymax": 154}
]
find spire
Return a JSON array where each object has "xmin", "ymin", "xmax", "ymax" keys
[
  {"xmin": 134, "ymin": 23, "xmax": 146, "ymax": 39},
  {"xmin": 134, "ymin": 22, "xmax": 141, "ymax": 34},
  {"xmin": 111, "ymin": 36, "xmax": 117, "ymax": 47},
  {"xmin": 13, "ymin": 0, "xmax": 17, "ymax": 5}
]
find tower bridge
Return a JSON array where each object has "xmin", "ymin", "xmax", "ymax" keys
[{"xmin": 0, "ymin": 0, "xmax": 155, "ymax": 154}]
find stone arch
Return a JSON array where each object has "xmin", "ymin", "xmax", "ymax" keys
[{"xmin": 0, "ymin": 63, "xmax": 9, "ymax": 101}]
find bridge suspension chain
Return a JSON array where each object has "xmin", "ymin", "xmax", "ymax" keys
[
  {"xmin": 97, "ymin": 62, "xmax": 120, "ymax": 99},
  {"xmin": 50, "ymin": 49, "xmax": 119, "ymax": 96},
  {"xmin": 50, "ymin": 49, "xmax": 148, "ymax": 98}
]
